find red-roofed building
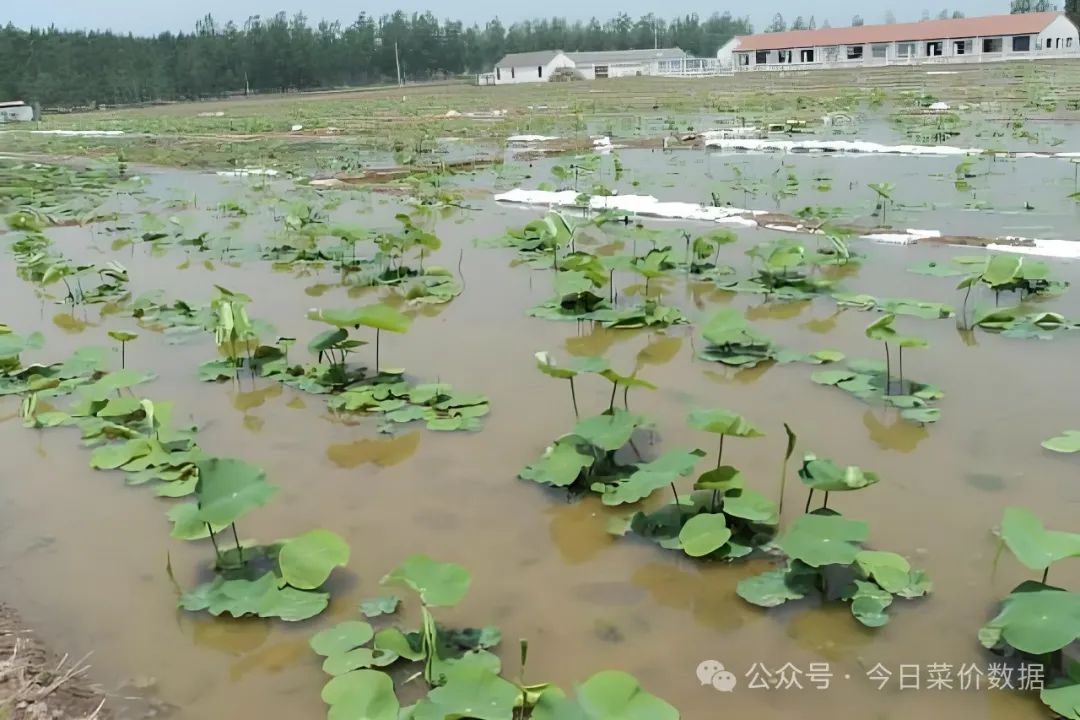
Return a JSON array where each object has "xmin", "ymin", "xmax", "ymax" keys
[{"xmin": 718, "ymin": 12, "xmax": 1079, "ymax": 72}]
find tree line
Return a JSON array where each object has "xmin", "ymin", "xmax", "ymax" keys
[
  {"xmin": 0, "ymin": 11, "xmax": 750, "ymax": 108},
  {"xmin": 764, "ymin": 10, "xmax": 968, "ymax": 33}
]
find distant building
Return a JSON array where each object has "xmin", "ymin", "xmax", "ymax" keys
[
  {"xmin": 482, "ymin": 48, "xmax": 690, "ymax": 85},
  {"xmin": 724, "ymin": 12, "xmax": 1079, "ymax": 72},
  {"xmin": 0, "ymin": 101, "xmax": 34, "ymax": 123}
]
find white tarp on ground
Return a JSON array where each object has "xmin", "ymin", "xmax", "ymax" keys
[
  {"xmin": 984, "ymin": 238, "xmax": 1080, "ymax": 259},
  {"xmin": 705, "ymin": 137, "xmax": 1080, "ymax": 160},
  {"xmin": 31, "ymin": 130, "xmax": 125, "ymax": 137},
  {"xmin": 506, "ymin": 135, "xmax": 560, "ymax": 143},
  {"xmin": 216, "ymin": 168, "xmax": 279, "ymax": 177},
  {"xmin": 494, "ymin": 188, "xmax": 760, "ymax": 226}
]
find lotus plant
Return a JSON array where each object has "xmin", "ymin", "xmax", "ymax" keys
[{"xmin": 107, "ymin": 330, "xmax": 137, "ymax": 369}]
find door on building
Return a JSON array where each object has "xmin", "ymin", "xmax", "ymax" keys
[{"xmin": 594, "ymin": 65, "xmax": 609, "ymax": 79}]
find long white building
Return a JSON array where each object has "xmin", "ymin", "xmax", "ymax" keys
[
  {"xmin": 720, "ymin": 12, "xmax": 1080, "ymax": 72},
  {"xmin": 482, "ymin": 48, "xmax": 689, "ymax": 85}
]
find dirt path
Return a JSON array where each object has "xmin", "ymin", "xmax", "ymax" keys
[{"xmin": 0, "ymin": 604, "xmax": 111, "ymax": 720}]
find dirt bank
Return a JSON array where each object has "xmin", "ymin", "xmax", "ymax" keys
[{"xmin": 0, "ymin": 604, "xmax": 111, "ymax": 720}]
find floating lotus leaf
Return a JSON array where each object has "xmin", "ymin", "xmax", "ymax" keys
[
  {"xmin": 78, "ymin": 369, "xmax": 155, "ymax": 401},
  {"xmin": 90, "ymin": 437, "xmax": 151, "ymax": 470},
  {"xmin": 519, "ymin": 438, "xmax": 595, "ymax": 488},
  {"xmin": 687, "ymin": 408, "xmax": 763, "ymax": 438},
  {"xmin": 678, "ymin": 514, "xmax": 732, "ymax": 557},
  {"xmin": 847, "ymin": 580, "xmax": 893, "ymax": 627},
  {"xmin": 701, "ymin": 308, "xmax": 770, "ymax": 348},
  {"xmin": 736, "ymin": 562, "xmax": 817, "ymax": 608},
  {"xmin": 1041, "ymin": 682, "xmax": 1080, "ymax": 720},
  {"xmin": 413, "ymin": 663, "xmax": 520, "ymax": 720},
  {"xmin": 310, "ymin": 621, "xmax": 374, "ymax": 657},
  {"xmin": 279, "ymin": 529, "xmax": 350, "ymax": 590},
  {"xmin": 833, "ymin": 293, "xmax": 953, "ymax": 319},
  {"xmin": 359, "ymin": 595, "xmax": 400, "ymax": 618},
  {"xmin": 854, "ymin": 551, "xmax": 911, "ymax": 593},
  {"xmin": 1042, "ymin": 431, "xmax": 1080, "ymax": 453},
  {"xmin": 599, "ymin": 448, "xmax": 705, "ymax": 506},
  {"xmin": 322, "ymin": 648, "xmax": 398, "ymax": 676},
  {"xmin": 373, "ymin": 627, "xmax": 426, "ymax": 661},
  {"xmin": 1001, "ymin": 507, "xmax": 1080, "ymax": 572},
  {"xmin": 554, "ymin": 270, "xmax": 597, "ymax": 296},
  {"xmin": 573, "ymin": 410, "xmax": 648, "ymax": 452},
  {"xmin": 180, "ymin": 572, "xmax": 328, "ymax": 621},
  {"xmin": 321, "ymin": 670, "xmax": 399, "ymax": 720},
  {"xmin": 777, "ymin": 513, "xmax": 868, "ymax": 567},
  {"xmin": 979, "ymin": 588, "xmax": 1080, "ymax": 654},
  {"xmin": 798, "ymin": 455, "xmax": 880, "ymax": 492},
  {"xmin": 532, "ymin": 670, "xmax": 679, "ymax": 720},
  {"xmin": 382, "ymin": 554, "xmax": 471, "ymax": 608},
  {"xmin": 194, "ymin": 457, "xmax": 277, "ymax": 527}
]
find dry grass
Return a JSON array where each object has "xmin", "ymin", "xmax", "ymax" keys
[{"xmin": 0, "ymin": 639, "xmax": 102, "ymax": 720}]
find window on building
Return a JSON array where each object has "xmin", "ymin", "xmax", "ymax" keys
[
  {"xmin": 982, "ymin": 37, "xmax": 1003, "ymax": 53},
  {"xmin": 496, "ymin": 68, "xmax": 501, "ymax": 80},
  {"xmin": 1056, "ymin": 38, "xmax": 1062, "ymax": 48},
  {"xmin": 538, "ymin": 65, "xmax": 543, "ymax": 77},
  {"xmin": 777, "ymin": 50, "xmax": 793, "ymax": 63},
  {"xmin": 511, "ymin": 67, "xmax": 516, "ymax": 78},
  {"xmin": 954, "ymin": 40, "xmax": 967, "ymax": 55},
  {"xmin": 755, "ymin": 50, "xmax": 768, "ymax": 64},
  {"xmin": 1069, "ymin": 38, "xmax": 1074, "ymax": 47},
  {"xmin": 926, "ymin": 41, "xmax": 943, "ymax": 56},
  {"xmin": 846, "ymin": 45, "xmax": 864, "ymax": 60},
  {"xmin": 872, "ymin": 44, "xmax": 888, "ymax": 59},
  {"xmin": 897, "ymin": 42, "xmax": 916, "ymax": 58},
  {"xmin": 1013, "ymin": 35, "xmax": 1031, "ymax": 52},
  {"xmin": 739, "ymin": 54, "xmax": 750, "ymax": 66},
  {"xmin": 800, "ymin": 49, "xmax": 815, "ymax": 62}
]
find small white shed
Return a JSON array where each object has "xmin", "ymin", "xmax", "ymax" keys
[
  {"xmin": 492, "ymin": 51, "xmax": 576, "ymax": 85},
  {"xmin": 0, "ymin": 101, "xmax": 34, "ymax": 123}
]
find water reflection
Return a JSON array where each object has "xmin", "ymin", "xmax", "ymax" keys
[
  {"xmin": 786, "ymin": 604, "xmax": 873, "ymax": 661},
  {"xmin": 326, "ymin": 431, "xmax": 421, "ymax": 468},
  {"xmin": 635, "ymin": 335, "xmax": 683, "ymax": 370},
  {"xmin": 801, "ymin": 309, "xmax": 843, "ymax": 335},
  {"xmin": 745, "ymin": 299, "xmax": 811, "ymax": 322},
  {"xmin": 631, "ymin": 562, "xmax": 747, "ymax": 632},
  {"xmin": 704, "ymin": 363, "xmax": 773, "ymax": 386},
  {"xmin": 565, "ymin": 325, "xmax": 644, "ymax": 357},
  {"xmin": 53, "ymin": 311, "xmax": 97, "ymax": 334},
  {"xmin": 862, "ymin": 410, "xmax": 928, "ymax": 453}
]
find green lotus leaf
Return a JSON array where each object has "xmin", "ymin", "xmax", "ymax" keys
[
  {"xmin": 310, "ymin": 621, "xmax": 374, "ymax": 657},
  {"xmin": 322, "ymin": 648, "xmax": 398, "ymax": 676},
  {"xmin": 179, "ymin": 572, "xmax": 328, "ymax": 621},
  {"xmin": 687, "ymin": 407, "xmax": 763, "ymax": 438},
  {"xmin": 360, "ymin": 595, "xmax": 400, "ymax": 618},
  {"xmin": 777, "ymin": 513, "xmax": 868, "ymax": 567},
  {"xmin": 810, "ymin": 349, "xmax": 845, "ymax": 363},
  {"xmin": 678, "ymin": 514, "xmax": 732, "ymax": 557},
  {"xmin": 811, "ymin": 369, "xmax": 856, "ymax": 386},
  {"xmin": 736, "ymin": 562, "xmax": 816, "ymax": 608},
  {"xmin": 256, "ymin": 584, "xmax": 329, "ymax": 622},
  {"xmin": 309, "ymin": 327, "xmax": 349, "ymax": 353},
  {"xmin": 1043, "ymin": 431, "xmax": 1080, "ymax": 453},
  {"xmin": 194, "ymin": 457, "xmax": 277, "ymax": 527},
  {"xmin": 601, "ymin": 449, "xmax": 705, "ymax": 506},
  {"xmin": 901, "ymin": 407, "xmax": 940, "ymax": 424},
  {"xmin": 534, "ymin": 351, "xmax": 576, "ymax": 380},
  {"xmin": 90, "ymin": 437, "xmax": 151, "ymax": 470},
  {"xmin": 723, "ymin": 489, "xmax": 780, "ymax": 525},
  {"xmin": 894, "ymin": 569, "xmax": 933, "ymax": 599},
  {"xmin": 321, "ymin": 670, "xmax": 399, "ymax": 720},
  {"xmin": 313, "ymin": 304, "xmax": 411, "ymax": 333},
  {"xmin": 373, "ymin": 627, "xmax": 425, "ymax": 661},
  {"xmin": 573, "ymin": 410, "xmax": 648, "ymax": 452},
  {"xmin": 382, "ymin": 554, "xmax": 471, "ymax": 608},
  {"xmin": 982, "ymin": 254, "xmax": 1022, "ymax": 287},
  {"xmin": 864, "ymin": 313, "xmax": 896, "ymax": 341},
  {"xmin": 897, "ymin": 335, "xmax": 928, "ymax": 349},
  {"xmin": 168, "ymin": 502, "xmax": 226, "ymax": 540},
  {"xmin": 532, "ymin": 670, "xmax": 679, "ymax": 720},
  {"xmin": 979, "ymin": 589, "xmax": 1080, "ymax": 654},
  {"xmin": 798, "ymin": 455, "xmax": 880, "ymax": 492},
  {"xmin": 78, "ymin": 369, "xmax": 155, "ymax": 401},
  {"xmin": 279, "ymin": 529, "xmax": 350, "ymax": 590},
  {"xmin": 1001, "ymin": 507, "xmax": 1080, "ymax": 572},
  {"xmin": 413, "ymin": 663, "xmax": 519, "ymax": 720},
  {"xmin": 1041, "ymin": 681, "xmax": 1080, "ymax": 720},
  {"xmin": 694, "ymin": 466, "xmax": 745, "ymax": 493},
  {"xmin": 107, "ymin": 330, "xmax": 138, "ymax": 343},
  {"xmin": 520, "ymin": 438, "xmax": 595, "ymax": 487},
  {"xmin": 554, "ymin": 270, "xmax": 596, "ymax": 296},
  {"xmin": 848, "ymin": 580, "xmax": 893, "ymax": 627},
  {"xmin": 855, "ymin": 551, "xmax": 911, "ymax": 593}
]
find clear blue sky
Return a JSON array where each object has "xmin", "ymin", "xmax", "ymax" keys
[{"xmin": 7, "ymin": 1, "xmax": 1016, "ymax": 34}]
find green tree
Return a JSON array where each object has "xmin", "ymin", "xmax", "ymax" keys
[{"xmin": 766, "ymin": 13, "xmax": 787, "ymax": 32}]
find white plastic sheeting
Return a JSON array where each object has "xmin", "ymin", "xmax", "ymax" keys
[
  {"xmin": 31, "ymin": 130, "xmax": 125, "ymax": 137},
  {"xmin": 494, "ymin": 188, "xmax": 760, "ymax": 226}
]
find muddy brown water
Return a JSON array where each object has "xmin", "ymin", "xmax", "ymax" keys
[{"xmin": 1, "ymin": 166, "xmax": 1079, "ymax": 719}]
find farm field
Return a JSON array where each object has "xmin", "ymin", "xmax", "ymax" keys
[{"xmin": 4, "ymin": 61, "xmax": 1080, "ymax": 719}]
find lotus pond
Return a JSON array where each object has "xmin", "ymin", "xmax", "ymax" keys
[{"xmin": 6, "ymin": 86, "xmax": 1080, "ymax": 720}]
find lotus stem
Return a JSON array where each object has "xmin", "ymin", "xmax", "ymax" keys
[
  {"xmin": 961, "ymin": 278, "xmax": 975, "ymax": 327},
  {"xmin": 805, "ymin": 489, "xmax": 814, "ymax": 513},
  {"xmin": 716, "ymin": 434, "xmax": 725, "ymax": 469},
  {"xmin": 623, "ymin": 384, "xmax": 630, "ymax": 410},
  {"xmin": 231, "ymin": 523, "xmax": 244, "ymax": 565},
  {"xmin": 670, "ymin": 482, "xmax": 681, "ymax": 505},
  {"xmin": 822, "ymin": 491, "xmax": 830, "ymax": 510},
  {"xmin": 568, "ymin": 378, "xmax": 580, "ymax": 418},
  {"xmin": 206, "ymin": 524, "xmax": 224, "ymax": 566},
  {"xmin": 1043, "ymin": 568, "xmax": 1049, "ymax": 584},
  {"xmin": 883, "ymin": 342, "xmax": 891, "ymax": 395},
  {"xmin": 609, "ymin": 269, "xmax": 615, "ymax": 303},
  {"xmin": 779, "ymin": 459, "xmax": 790, "ymax": 519},
  {"xmin": 375, "ymin": 328, "xmax": 381, "ymax": 374},
  {"xmin": 711, "ymin": 489, "xmax": 719, "ymax": 513},
  {"xmin": 608, "ymin": 382, "xmax": 617, "ymax": 413},
  {"xmin": 120, "ymin": 342, "xmax": 126, "ymax": 369}
]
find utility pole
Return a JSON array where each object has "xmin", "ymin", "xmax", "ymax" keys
[
  {"xmin": 654, "ymin": 19, "xmax": 658, "ymax": 49},
  {"xmin": 394, "ymin": 41, "xmax": 403, "ymax": 86}
]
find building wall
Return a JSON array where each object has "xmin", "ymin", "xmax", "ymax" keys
[
  {"xmin": 734, "ymin": 17, "xmax": 1080, "ymax": 71},
  {"xmin": 0, "ymin": 106, "xmax": 33, "ymax": 123},
  {"xmin": 1037, "ymin": 14, "xmax": 1080, "ymax": 51},
  {"xmin": 716, "ymin": 39, "xmax": 738, "ymax": 68},
  {"xmin": 493, "ymin": 54, "xmax": 574, "ymax": 84}
]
